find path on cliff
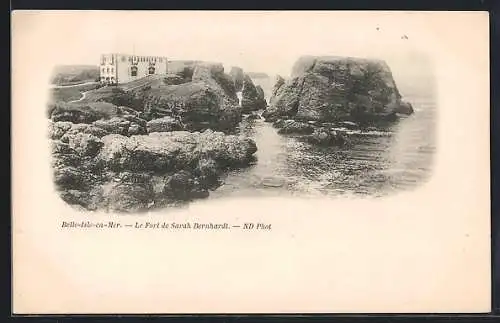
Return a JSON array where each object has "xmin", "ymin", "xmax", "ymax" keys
[{"xmin": 69, "ymin": 90, "xmax": 89, "ymax": 103}]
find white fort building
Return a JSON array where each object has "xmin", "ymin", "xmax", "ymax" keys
[{"xmin": 99, "ymin": 53, "xmax": 168, "ymax": 85}]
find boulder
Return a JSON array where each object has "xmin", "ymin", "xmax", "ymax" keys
[
  {"xmin": 276, "ymin": 120, "xmax": 315, "ymax": 135},
  {"xmin": 127, "ymin": 123, "xmax": 146, "ymax": 136},
  {"xmin": 48, "ymin": 121, "xmax": 73, "ymax": 140},
  {"xmin": 63, "ymin": 123, "xmax": 109, "ymax": 138},
  {"xmin": 306, "ymin": 127, "xmax": 348, "ymax": 146},
  {"xmin": 266, "ymin": 56, "xmax": 413, "ymax": 124},
  {"xmin": 146, "ymin": 116, "xmax": 183, "ymax": 133}
]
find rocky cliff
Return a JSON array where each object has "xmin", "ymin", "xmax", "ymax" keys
[
  {"xmin": 264, "ymin": 56, "xmax": 413, "ymax": 124},
  {"xmin": 142, "ymin": 62, "xmax": 242, "ymax": 132}
]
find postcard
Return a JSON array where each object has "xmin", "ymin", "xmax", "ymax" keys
[{"xmin": 11, "ymin": 10, "xmax": 491, "ymax": 313}]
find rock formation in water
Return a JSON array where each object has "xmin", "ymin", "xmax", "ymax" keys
[
  {"xmin": 241, "ymin": 74, "xmax": 267, "ymax": 112},
  {"xmin": 264, "ymin": 56, "xmax": 414, "ymax": 124},
  {"xmin": 50, "ymin": 117, "xmax": 257, "ymax": 212}
]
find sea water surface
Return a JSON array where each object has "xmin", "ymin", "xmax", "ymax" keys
[{"xmin": 210, "ymin": 85, "xmax": 436, "ymax": 199}]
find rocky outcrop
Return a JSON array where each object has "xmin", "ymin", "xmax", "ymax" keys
[
  {"xmin": 143, "ymin": 63, "xmax": 242, "ymax": 132},
  {"xmin": 241, "ymin": 74, "xmax": 267, "ymax": 113},
  {"xmin": 266, "ymin": 56, "xmax": 414, "ymax": 125},
  {"xmin": 229, "ymin": 67, "xmax": 245, "ymax": 91},
  {"xmin": 273, "ymin": 119, "xmax": 315, "ymax": 135},
  {"xmin": 270, "ymin": 75, "xmax": 285, "ymax": 105},
  {"xmin": 305, "ymin": 127, "xmax": 349, "ymax": 146},
  {"xmin": 50, "ymin": 122, "xmax": 258, "ymax": 212}
]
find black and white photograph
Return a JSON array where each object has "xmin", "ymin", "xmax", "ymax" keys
[
  {"xmin": 46, "ymin": 13, "xmax": 435, "ymax": 213},
  {"xmin": 12, "ymin": 11, "xmax": 490, "ymax": 314}
]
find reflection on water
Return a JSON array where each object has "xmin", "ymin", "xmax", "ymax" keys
[{"xmin": 210, "ymin": 91, "xmax": 436, "ymax": 199}]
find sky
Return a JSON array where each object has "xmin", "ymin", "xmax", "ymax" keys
[{"xmin": 16, "ymin": 11, "xmax": 438, "ymax": 83}]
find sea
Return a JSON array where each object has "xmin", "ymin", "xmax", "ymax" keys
[{"xmin": 210, "ymin": 74, "xmax": 437, "ymax": 199}]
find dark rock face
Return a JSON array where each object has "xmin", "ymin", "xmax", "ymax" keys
[
  {"xmin": 244, "ymin": 112, "xmax": 262, "ymax": 120},
  {"xmin": 241, "ymin": 74, "xmax": 267, "ymax": 113},
  {"xmin": 229, "ymin": 66, "xmax": 245, "ymax": 92},
  {"xmin": 93, "ymin": 117, "xmax": 132, "ymax": 136},
  {"xmin": 266, "ymin": 56, "xmax": 414, "ymax": 125}
]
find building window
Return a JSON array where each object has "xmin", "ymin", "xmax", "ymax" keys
[
  {"xmin": 107, "ymin": 67, "xmax": 110, "ymax": 73},
  {"xmin": 148, "ymin": 66, "xmax": 155, "ymax": 74},
  {"xmin": 131, "ymin": 66, "xmax": 138, "ymax": 77},
  {"xmin": 111, "ymin": 67, "xmax": 114, "ymax": 73},
  {"xmin": 102, "ymin": 68, "xmax": 105, "ymax": 73},
  {"xmin": 121, "ymin": 56, "xmax": 126, "ymax": 62}
]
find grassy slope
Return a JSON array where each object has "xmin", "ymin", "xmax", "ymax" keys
[{"xmin": 51, "ymin": 65, "xmax": 100, "ymax": 86}]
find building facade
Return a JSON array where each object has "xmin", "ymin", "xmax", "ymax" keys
[{"xmin": 99, "ymin": 53, "xmax": 168, "ymax": 85}]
